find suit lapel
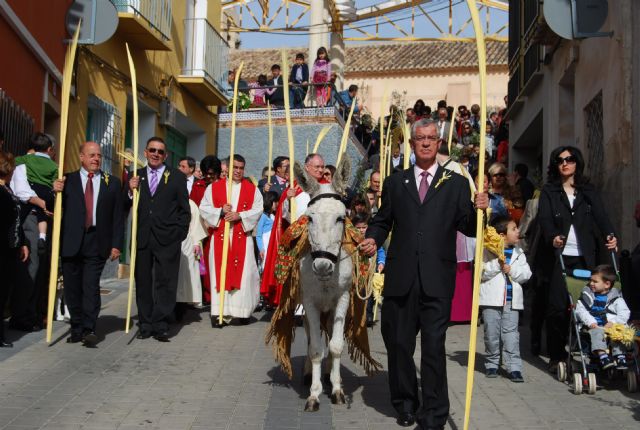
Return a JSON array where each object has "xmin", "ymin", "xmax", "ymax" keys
[
  {"xmin": 137, "ymin": 168, "xmax": 150, "ymax": 197},
  {"xmin": 96, "ymin": 170, "xmax": 108, "ymax": 214},
  {"xmin": 154, "ymin": 167, "xmax": 168, "ymax": 196},
  {"xmin": 402, "ymin": 168, "xmax": 421, "ymax": 206},
  {"xmin": 422, "ymin": 165, "xmax": 444, "ymax": 206}
]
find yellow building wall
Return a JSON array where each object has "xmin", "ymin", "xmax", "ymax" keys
[{"xmin": 65, "ymin": 0, "xmax": 222, "ymax": 173}]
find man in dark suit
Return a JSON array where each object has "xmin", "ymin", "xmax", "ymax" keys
[
  {"xmin": 257, "ymin": 156, "xmax": 289, "ymax": 197},
  {"xmin": 266, "ymin": 64, "xmax": 285, "ymax": 107},
  {"xmin": 360, "ymin": 119, "xmax": 488, "ymax": 429},
  {"xmin": 127, "ymin": 137, "xmax": 190, "ymax": 342},
  {"xmin": 53, "ymin": 142, "xmax": 123, "ymax": 346}
]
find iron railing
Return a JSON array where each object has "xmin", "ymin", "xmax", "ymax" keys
[
  {"xmin": 112, "ymin": 0, "xmax": 172, "ymax": 41},
  {"xmin": 0, "ymin": 89, "xmax": 35, "ymax": 156},
  {"xmin": 182, "ymin": 18, "xmax": 229, "ymax": 96}
]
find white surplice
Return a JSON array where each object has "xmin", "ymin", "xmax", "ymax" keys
[
  {"xmin": 177, "ymin": 200, "xmax": 208, "ymax": 304},
  {"xmin": 199, "ymin": 181, "xmax": 263, "ymax": 318}
]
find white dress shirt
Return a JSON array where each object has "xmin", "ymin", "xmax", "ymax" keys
[
  {"xmin": 186, "ymin": 175, "xmax": 194, "ymax": 195},
  {"xmin": 9, "ymin": 152, "xmax": 52, "ymax": 202},
  {"xmin": 80, "ymin": 168, "xmax": 101, "ymax": 226},
  {"xmin": 413, "ymin": 162, "xmax": 438, "ymax": 191}
]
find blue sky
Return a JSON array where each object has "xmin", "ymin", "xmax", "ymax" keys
[{"xmin": 233, "ymin": 0, "xmax": 508, "ymax": 49}]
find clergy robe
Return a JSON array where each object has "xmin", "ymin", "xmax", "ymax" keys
[
  {"xmin": 176, "ymin": 199, "xmax": 208, "ymax": 304},
  {"xmin": 200, "ymin": 179, "xmax": 263, "ymax": 318}
]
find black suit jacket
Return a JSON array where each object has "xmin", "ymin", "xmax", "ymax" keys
[
  {"xmin": 257, "ymin": 175, "xmax": 287, "ymax": 197},
  {"xmin": 60, "ymin": 171, "xmax": 124, "ymax": 259},
  {"xmin": 125, "ymin": 166, "xmax": 190, "ymax": 249},
  {"xmin": 267, "ymin": 77, "xmax": 285, "ymax": 105},
  {"xmin": 366, "ymin": 165, "xmax": 477, "ymax": 298},
  {"xmin": 289, "ymin": 64, "xmax": 309, "ymax": 84},
  {"xmin": 537, "ymin": 183, "xmax": 614, "ymax": 269}
]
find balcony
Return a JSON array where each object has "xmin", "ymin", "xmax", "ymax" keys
[
  {"xmin": 178, "ymin": 18, "xmax": 229, "ymax": 107},
  {"xmin": 112, "ymin": 0, "xmax": 172, "ymax": 51}
]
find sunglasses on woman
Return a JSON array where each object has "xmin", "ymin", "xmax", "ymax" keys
[
  {"xmin": 556, "ymin": 155, "xmax": 576, "ymax": 165},
  {"xmin": 492, "ymin": 172, "xmax": 506, "ymax": 178},
  {"xmin": 147, "ymin": 147, "xmax": 166, "ymax": 155}
]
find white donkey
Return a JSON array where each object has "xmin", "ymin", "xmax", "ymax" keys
[{"xmin": 295, "ymin": 158, "xmax": 353, "ymax": 412}]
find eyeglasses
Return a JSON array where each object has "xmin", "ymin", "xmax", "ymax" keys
[
  {"xmin": 492, "ymin": 172, "xmax": 506, "ymax": 178},
  {"xmin": 556, "ymin": 155, "xmax": 576, "ymax": 165},
  {"xmin": 147, "ymin": 148, "xmax": 166, "ymax": 155},
  {"xmin": 414, "ymin": 135, "xmax": 438, "ymax": 142}
]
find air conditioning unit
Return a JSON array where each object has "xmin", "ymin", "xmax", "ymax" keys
[{"xmin": 159, "ymin": 99, "xmax": 176, "ymax": 128}]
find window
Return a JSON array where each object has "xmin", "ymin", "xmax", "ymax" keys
[
  {"xmin": 584, "ymin": 91, "xmax": 604, "ymax": 189},
  {"xmin": 86, "ymin": 95, "xmax": 122, "ymax": 175}
]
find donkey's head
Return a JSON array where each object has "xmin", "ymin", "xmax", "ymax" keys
[{"xmin": 295, "ymin": 157, "xmax": 351, "ymax": 281}]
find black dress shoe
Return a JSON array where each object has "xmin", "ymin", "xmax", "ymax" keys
[
  {"xmin": 136, "ymin": 331, "xmax": 152, "ymax": 339},
  {"xmin": 153, "ymin": 331, "xmax": 170, "ymax": 342},
  {"xmin": 0, "ymin": 339, "xmax": 13, "ymax": 348},
  {"xmin": 396, "ymin": 412, "xmax": 416, "ymax": 427},
  {"xmin": 67, "ymin": 333, "xmax": 83, "ymax": 343},
  {"xmin": 82, "ymin": 331, "xmax": 98, "ymax": 346}
]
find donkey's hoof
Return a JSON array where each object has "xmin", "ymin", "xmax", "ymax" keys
[
  {"xmin": 303, "ymin": 373, "xmax": 312, "ymax": 386},
  {"xmin": 304, "ymin": 398, "xmax": 320, "ymax": 412},
  {"xmin": 330, "ymin": 390, "xmax": 346, "ymax": 405}
]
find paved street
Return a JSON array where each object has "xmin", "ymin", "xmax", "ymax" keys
[{"xmin": 1, "ymin": 279, "xmax": 638, "ymax": 430}]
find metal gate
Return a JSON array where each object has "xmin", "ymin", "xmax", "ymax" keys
[
  {"xmin": 86, "ymin": 95, "xmax": 123, "ymax": 175},
  {"xmin": 0, "ymin": 89, "xmax": 35, "ymax": 156}
]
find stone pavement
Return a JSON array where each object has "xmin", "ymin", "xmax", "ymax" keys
[{"xmin": 0, "ymin": 279, "xmax": 638, "ymax": 430}]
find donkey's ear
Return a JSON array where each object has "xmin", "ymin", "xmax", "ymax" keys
[
  {"xmin": 332, "ymin": 156, "xmax": 351, "ymax": 195},
  {"xmin": 294, "ymin": 161, "xmax": 320, "ymax": 195}
]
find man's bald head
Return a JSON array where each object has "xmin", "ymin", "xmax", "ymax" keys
[
  {"xmin": 304, "ymin": 153, "xmax": 325, "ymax": 181},
  {"xmin": 79, "ymin": 141, "xmax": 102, "ymax": 173}
]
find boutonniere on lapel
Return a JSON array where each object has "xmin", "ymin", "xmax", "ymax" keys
[
  {"xmin": 434, "ymin": 170, "xmax": 452, "ymax": 189},
  {"xmin": 103, "ymin": 173, "xmax": 110, "ymax": 186},
  {"xmin": 163, "ymin": 170, "xmax": 170, "ymax": 185}
]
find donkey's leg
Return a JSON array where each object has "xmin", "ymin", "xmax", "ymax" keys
[
  {"xmin": 303, "ymin": 305, "xmax": 323, "ymax": 412},
  {"xmin": 328, "ymin": 291, "xmax": 350, "ymax": 405},
  {"xmin": 303, "ymin": 317, "xmax": 312, "ymax": 386}
]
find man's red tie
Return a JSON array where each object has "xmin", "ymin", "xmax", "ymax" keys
[
  {"xmin": 419, "ymin": 171, "xmax": 429, "ymax": 203},
  {"xmin": 85, "ymin": 172, "xmax": 94, "ymax": 229}
]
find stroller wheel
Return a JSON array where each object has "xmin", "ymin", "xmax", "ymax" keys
[
  {"xmin": 587, "ymin": 373, "xmax": 597, "ymax": 394},
  {"xmin": 572, "ymin": 373, "xmax": 583, "ymax": 395},
  {"xmin": 557, "ymin": 361, "xmax": 567, "ymax": 382},
  {"xmin": 627, "ymin": 369, "xmax": 638, "ymax": 393}
]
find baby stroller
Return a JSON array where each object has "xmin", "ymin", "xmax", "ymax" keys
[{"xmin": 555, "ymin": 254, "xmax": 638, "ymax": 394}]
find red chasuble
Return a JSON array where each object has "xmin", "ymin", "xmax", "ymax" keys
[{"xmin": 211, "ymin": 179, "xmax": 256, "ymax": 292}]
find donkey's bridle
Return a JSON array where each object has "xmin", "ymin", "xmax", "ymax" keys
[{"xmin": 308, "ymin": 192, "xmax": 345, "ymax": 264}]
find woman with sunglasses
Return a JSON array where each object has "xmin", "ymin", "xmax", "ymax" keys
[{"xmin": 537, "ymin": 146, "xmax": 617, "ymax": 372}]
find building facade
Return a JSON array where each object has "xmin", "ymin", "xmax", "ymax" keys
[
  {"xmin": 0, "ymin": 0, "xmax": 71, "ymax": 155},
  {"xmin": 1, "ymin": 0, "xmax": 229, "ymax": 175},
  {"xmin": 507, "ymin": 0, "xmax": 640, "ymax": 249}
]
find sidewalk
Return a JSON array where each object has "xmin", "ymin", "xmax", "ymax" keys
[{"xmin": 0, "ymin": 279, "xmax": 638, "ymax": 430}]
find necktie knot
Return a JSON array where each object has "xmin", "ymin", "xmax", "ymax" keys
[{"xmin": 88, "ymin": 172, "xmax": 94, "ymax": 179}]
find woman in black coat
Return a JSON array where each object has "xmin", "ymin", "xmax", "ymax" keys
[
  {"xmin": 536, "ymin": 146, "xmax": 617, "ymax": 370},
  {"xmin": 0, "ymin": 151, "xmax": 30, "ymax": 347}
]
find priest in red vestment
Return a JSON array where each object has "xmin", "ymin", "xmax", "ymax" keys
[{"xmin": 199, "ymin": 154, "xmax": 263, "ymax": 326}]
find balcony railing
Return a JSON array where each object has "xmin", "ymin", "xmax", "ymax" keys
[
  {"xmin": 112, "ymin": 0, "xmax": 172, "ymax": 42},
  {"xmin": 182, "ymin": 18, "xmax": 229, "ymax": 96}
]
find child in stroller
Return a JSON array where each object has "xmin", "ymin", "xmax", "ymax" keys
[{"xmin": 575, "ymin": 264, "xmax": 631, "ymax": 370}]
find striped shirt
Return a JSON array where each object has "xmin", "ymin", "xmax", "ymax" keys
[{"xmin": 504, "ymin": 247, "xmax": 514, "ymax": 302}]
